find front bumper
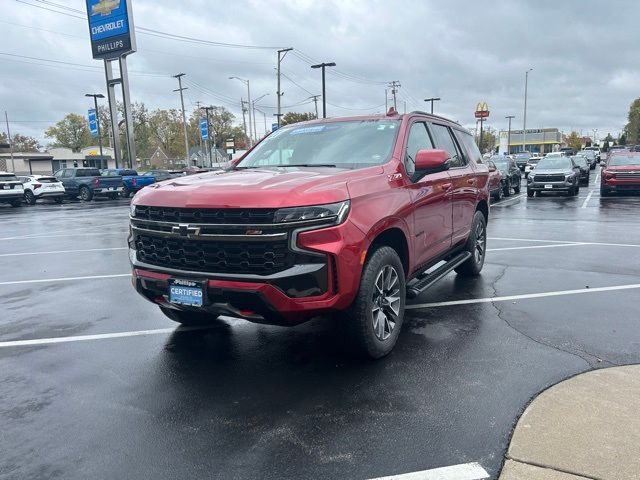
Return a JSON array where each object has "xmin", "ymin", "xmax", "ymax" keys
[
  {"xmin": 527, "ymin": 180, "xmax": 574, "ymax": 192},
  {"xmin": 35, "ymin": 191, "xmax": 65, "ymax": 198}
]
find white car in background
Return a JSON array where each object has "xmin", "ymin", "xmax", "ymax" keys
[
  {"xmin": 0, "ymin": 172, "xmax": 24, "ymax": 207},
  {"xmin": 18, "ymin": 175, "xmax": 65, "ymax": 205}
]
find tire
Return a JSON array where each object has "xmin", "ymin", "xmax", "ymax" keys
[
  {"xmin": 121, "ymin": 186, "xmax": 131, "ymax": 198},
  {"xmin": 345, "ymin": 246, "xmax": 406, "ymax": 359},
  {"xmin": 503, "ymin": 180, "xmax": 511, "ymax": 197},
  {"xmin": 24, "ymin": 190, "xmax": 36, "ymax": 205},
  {"xmin": 159, "ymin": 306, "xmax": 220, "ymax": 327},
  {"xmin": 575, "ymin": 184, "xmax": 580, "ymax": 195},
  {"xmin": 54, "ymin": 196, "xmax": 63, "ymax": 204},
  {"xmin": 455, "ymin": 211, "xmax": 487, "ymax": 278},
  {"xmin": 10, "ymin": 199, "xmax": 22, "ymax": 207},
  {"xmin": 513, "ymin": 179, "xmax": 521, "ymax": 193},
  {"xmin": 79, "ymin": 186, "xmax": 93, "ymax": 202},
  {"xmin": 493, "ymin": 187, "xmax": 503, "ymax": 202},
  {"xmin": 527, "ymin": 189, "xmax": 534, "ymax": 197}
]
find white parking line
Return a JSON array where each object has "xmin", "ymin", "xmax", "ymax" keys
[
  {"xmin": 0, "ymin": 273, "xmax": 131, "ymax": 286},
  {"xmin": 0, "ymin": 231, "xmax": 126, "ymax": 241},
  {"xmin": 0, "ymin": 222, "xmax": 125, "ymax": 240},
  {"xmin": 581, "ymin": 190, "xmax": 594, "ymax": 208},
  {"xmin": 0, "ymin": 326, "xmax": 218, "ymax": 348},
  {"xmin": 595, "ymin": 173, "xmax": 601, "ymax": 183},
  {"xmin": 406, "ymin": 283, "xmax": 640, "ymax": 310},
  {"xmin": 367, "ymin": 462, "xmax": 489, "ymax": 480},
  {"xmin": 491, "ymin": 193, "xmax": 525, "ymax": 206},
  {"xmin": 0, "ymin": 247, "xmax": 128, "ymax": 257},
  {"xmin": 488, "ymin": 243, "xmax": 585, "ymax": 252}
]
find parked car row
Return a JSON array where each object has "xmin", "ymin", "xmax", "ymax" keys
[{"xmin": 1, "ymin": 168, "xmax": 184, "ymax": 207}]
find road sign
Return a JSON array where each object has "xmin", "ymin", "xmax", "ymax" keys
[
  {"xmin": 199, "ymin": 118, "xmax": 209, "ymax": 140},
  {"xmin": 271, "ymin": 123, "xmax": 279, "ymax": 132},
  {"xmin": 85, "ymin": 0, "xmax": 137, "ymax": 60},
  {"xmin": 88, "ymin": 108, "xmax": 99, "ymax": 137}
]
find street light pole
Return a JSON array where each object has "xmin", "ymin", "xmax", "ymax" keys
[
  {"xmin": 85, "ymin": 93, "xmax": 105, "ymax": 158},
  {"xmin": 505, "ymin": 115, "xmax": 515, "ymax": 155},
  {"xmin": 277, "ymin": 48, "xmax": 293, "ymax": 128},
  {"xmin": 424, "ymin": 97, "xmax": 441, "ymax": 114},
  {"xmin": 230, "ymin": 77, "xmax": 253, "ymax": 147},
  {"xmin": 523, "ymin": 68, "xmax": 533, "ymax": 153},
  {"xmin": 173, "ymin": 73, "xmax": 190, "ymax": 165},
  {"xmin": 311, "ymin": 62, "xmax": 336, "ymax": 118},
  {"xmin": 252, "ymin": 94, "xmax": 269, "ymax": 140}
]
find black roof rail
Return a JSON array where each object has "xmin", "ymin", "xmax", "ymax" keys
[{"xmin": 408, "ymin": 110, "xmax": 462, "ymax": 126}]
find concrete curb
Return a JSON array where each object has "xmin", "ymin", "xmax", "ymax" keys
[{"xmin": 499, "ymin": 365, "xmax": 640, "ymax": 480}]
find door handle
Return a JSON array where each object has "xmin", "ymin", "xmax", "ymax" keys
[{"xmin": 441, "ymin": 183, "xmax": 452, "ymax": 191}]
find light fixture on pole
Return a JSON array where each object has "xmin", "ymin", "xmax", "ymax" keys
[
  {"xmin": 229, "ymin": 76, "xmax": 253, "ymax": 147},
  {"xmin": 310, "ymin": 62, "xmax": 336, "ymax": 118},
  {"xmin": 252, "ymin": 94, "xmax": 269, "ymax": 140},
  {"xmin": 85, "ymin": 93, "xmax": 105, "ymax": 158}
]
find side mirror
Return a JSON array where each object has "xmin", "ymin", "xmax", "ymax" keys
[{"xmin": 415, "ymin": 149, "xmax": 450, "ymax": 172}]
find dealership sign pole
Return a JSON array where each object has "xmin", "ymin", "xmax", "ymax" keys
[{"xmin": 85, "ymin": 0, "xmax": 137, "ymax": 169}]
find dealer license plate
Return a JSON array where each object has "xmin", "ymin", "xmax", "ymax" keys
[
  {"xmin": 168, "ymin": 279, "xmax": 204, "ymax": 307},
  {"xmin": 544, "ymin": 184, "xmax": 553, "ymax": 189}
]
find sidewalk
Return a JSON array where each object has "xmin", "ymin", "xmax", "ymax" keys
[{"xmin": 499, "ymin": 365, "xmax": 640, "ymax": 480}]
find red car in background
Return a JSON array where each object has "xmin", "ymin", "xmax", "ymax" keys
[
  {"xmin": 600, "ymin": 152, "xmax": 640, "ymax": 196},
  {"xmin": 485, "ymin": 160, "xmax": 504, "ymax": 201},
  {"xmin": 129, "ymin": 110, "xmax": 490, "ymax": 358}
]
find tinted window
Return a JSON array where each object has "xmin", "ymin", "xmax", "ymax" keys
[
  {"xmin": 404, "ymin": 122, "xmax": 434, "ymax": 176},
  {"xmin": 76, "ymin": 169, "xmax": 100, "ymax": 177},
  {"xmin": 0, "ymin": 174, "xmax": 18, "ymax": 181},
  {"xmin": 457, "ymin": 131, "xmax": 482, "ymax": 164},
  {"xmin": 37, "ymin": 177, "xmax": 57, "ymax": 183},
  {"xmin": 609, "ymin": 155, "xmax": 640, "ymax": 166},
  {"xmin": 62, "ymin": 170, "xmax": 73, "ymax": 178},
  {"xmin": 430, "ymin": 124, "xmax": 465, "ymax": 168}
]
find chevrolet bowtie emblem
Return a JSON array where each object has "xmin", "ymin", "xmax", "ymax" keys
[
  {"xmin": 172, "ymin": 224, "xmax": 201, "ymax": 237},
  {"xmin": 91, "ymin": 0, "xmax": 120, "ymax": 16}
]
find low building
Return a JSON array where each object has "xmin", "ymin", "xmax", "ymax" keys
[
  {"xmin": 496, "ymin": 128, "xmax": 562, "ymax": 154},
  {"xmin": 0, "ymin": 146, "xmax": 117, "ymax": 175}
]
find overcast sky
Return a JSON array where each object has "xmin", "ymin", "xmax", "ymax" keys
[{"xmin": 1, "ymin": 0, "xmax": 638, "ymax": 146}]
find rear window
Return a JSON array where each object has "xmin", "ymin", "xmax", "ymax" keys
[
  {"xmin": 609, "ymin": 155, "xmax": 640, "ymax": 166},
  {"xmin": 0, "ymin": 174, "xmax": 18, "ymax": 181},
  {"xmin": 76, "ymin": 169, "xmax": 100, "ymax": 177},
  {"xmin": 121, "ymin": 170, "xmax": 137, "ymax": 176},
  {"xmin": 36, "ymin": 177, "xmax": 57, "ymax": 183}
]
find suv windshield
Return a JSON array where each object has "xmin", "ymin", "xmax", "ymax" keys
[
  {"xmin": 536, "ymin": 157, "xmax": 572, "ymax": 169},
  {"xmin": 609, "ymin": 155, "xmax": 640, "ymax": 166},
  {"xmin": 236, "ymin": 120, "xmax": 400, "ymax": 170}
]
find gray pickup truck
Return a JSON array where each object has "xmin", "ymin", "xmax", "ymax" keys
[{"xmin": 53, "ymin": 167, "xmax": 123, "ymax": 201}]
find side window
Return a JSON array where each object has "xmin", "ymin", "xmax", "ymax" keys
[
  {"xmin": 430, "ymin": 124, "xmax": 466, "ymax": 168},
  {"xmin": 404, "ymin": 122, "xmax": 434, "ymax": 177},
  {"xmin": 457, "ymin": 131, "xmax": 483, "ymax": 165},
  {"xmin": 63, "ymin": 170, "xmax": 73, "ymax": 178}
]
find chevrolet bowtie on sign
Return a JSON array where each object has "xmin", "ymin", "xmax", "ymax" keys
[{"xmin": 85, "ymin": 0, "xmax": 137, "ymax": 60}]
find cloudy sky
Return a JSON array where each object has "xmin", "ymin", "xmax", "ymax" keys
[{"xmin": 1, "ymin": 0, "xmax": 638, "ymax": 146}]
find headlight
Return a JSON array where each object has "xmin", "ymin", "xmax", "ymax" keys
[
  {"xmin": 130, "ymin": 203, "xmax": 136, "ymax": 217},
  {"xmin": 274, "ymin": 200, "xmax": 350, "ymax": 224}
]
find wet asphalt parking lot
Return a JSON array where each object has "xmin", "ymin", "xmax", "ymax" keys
[{"xmin": 2, "ymin": 169, "xmax": 640, "ymax": 480}]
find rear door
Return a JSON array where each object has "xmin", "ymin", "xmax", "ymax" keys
[
  {"xmin": 430, "ymin": 124, "xmax": 478, "ymax": 246},
  {"xmin": 403, "ymin": 120, "xmax": 453, "ymax": 269}
]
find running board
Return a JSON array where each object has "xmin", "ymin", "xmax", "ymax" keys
[{"xmin": 406, "ymin": 252, "xmax": 472, "ymax": 299}]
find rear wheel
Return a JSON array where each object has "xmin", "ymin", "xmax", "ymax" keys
[
  {"xmin": 159, "ymin": 306, "xmax": 221, "ymax": 327},
  {"xmin": 121, "ymin": 186, "xmax": 131, "ymax": 198},
  {"xmin": 493, "ymin": 187, "xmax": 503, "ymax": 202},
  {"xmin": 513, "ymin": 178, "xmax": 521, "ymax": 193},
  {"xmin": 503, "ymin": 180, "xmax": 511, "ymax": 197},
  {"xmin": 79, "ymin": 186, "xmax": 93, "ymax": 202},
  {"xmin": 346, "ymin": 246, "xmax": 406, "ymax": 359},
  {"xmin": 455, "ymin": 211, "xmax": 487, "ymax": 277},
  {"xmin": 24, "ymin": 190, "xmax": 36, "ymax": 205}
]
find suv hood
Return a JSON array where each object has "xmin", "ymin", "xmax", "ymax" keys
[
  {"xmin": 134, "ymin": 166, "xmax": 382, "ymax": 208},
  {"xmin": 532, "ymin": 168, "xmax": 573, "ymax": 175},
  {"xmin": 606, "ymin": 165, "xmax": 640, "ymax": 171}
]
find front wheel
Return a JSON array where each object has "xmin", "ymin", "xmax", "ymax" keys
[
  {"xmin": 346, "ymin": 246, "xmax": 406, "ymax": 359},
  {"xmin": 159, "ymin": 306, "xmax": 221, "ymax": 327},
  {"xmin": 503, "ymin": 180, "xmax": 511, "ymax": 197},
  {"xmin": 455, "ymin": 211, "xmax": 487, "ymax": 277},
  {"xmin": 121, "ymin": 186, "xmax": 131, "ymax": 198},
  {"xmin": 24, "ymin": 190, "xmax": 36, "ymax": 205},
  {"xmin": 493, "ymin": 186, "xmax": 503, "ymax": 202},
  {"xmin": 527, "ymin": 189, "xmax": 534, "ymax": 197}
]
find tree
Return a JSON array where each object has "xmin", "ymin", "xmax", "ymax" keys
[
  {"xmin": 474, "ymin": 126, "xmax": 497, "ymax": 154},
  {"xmin": 618, "ymin": 132, "xmax": 627, "ymax": 145},
  {"xmin": 45, "ymin": 113, "xmax": 92, "ymax": 151},
  {"xmin": 147, "ymin": 108, "xmax": 184, "ymax": 158},
  {"xmin": 625, "ymin": 98, "xmax": 640, "ymax": 146},
  {"xmin": 565, "ymin": 131, "xmax": 582, "ymax": 151},
  {"xmin": 602, "ymin": 133, "xmax": 614, "ymax": 152},
  {"xmin": 281, "ymin": 112, "xmax": 316, "ymax": 126},
  {"xmin": 10, "ymin": 133, "xmax": 41, "ymax": 151}
]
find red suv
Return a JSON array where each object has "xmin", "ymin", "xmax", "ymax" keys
[
  {"xmin": 600, "ymin": 151, "xmax": 640, "ymax": 196},
  {"xmin": 129, "ymin": 111, "xmax": 490, "ymax": 358}
]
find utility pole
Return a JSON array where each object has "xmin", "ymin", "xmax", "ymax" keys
[
  {"xmin": 240, "ymin": 98, "xmax": 248, "ymax": 147},
  {"xmin": 424, "ymin": 97, "xmax": 441, "ymax": 115},
  {"xmin": 388, "ymin": 80, "xmax": 401, "ymax": 110},
  {"xmin": 523, "ymin": 68, "xmax": 533, "ymax": 153},
  {"xmin": 276, "ymin": 47, "xmax": 293, "ymax": 128},
  {"xmin": 85, "ymin": 93, "xmax": 105, "ymax": 158},
  {"xmin": 195, "ymin": 100, "xmax": 203, "ymax": 159},
  {"xmin": 311, "ymin": 62, "xmax": 336, "ymax": 118},
  {"xmin": 173, "ymin": 73, "xmax": 190, "ymax": 165},
  {"xmin": 385, "ymin": 88, "xmax": 388, "ymax": 111},
  {"xmin": 229, "ymin": 76, "xmax": 253, "ymax": 147},
  {"xmin": 252, "ymin": 94, "xmax": 269, "ymax": 140},
  {"xmin": 506, "ymin": 115, "xmax": 515, "ymax": 155},
  {"xmin": 4, "ymin": 111, "xmax": 15, "ymax": 173},
  {"xmin": 309, "ymin": 95, "xmax": 320, "ymax": 119}
]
